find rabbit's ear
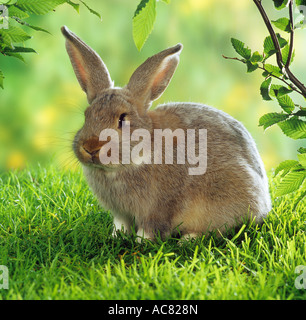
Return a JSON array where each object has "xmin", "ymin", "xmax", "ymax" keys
[
  {"xmin": 61, "ymin": 26, "xmax": 113, "ymax": 104},
  {"xmin": 127, "ymin": 44, "xmax": 183, "ymax": 111}
]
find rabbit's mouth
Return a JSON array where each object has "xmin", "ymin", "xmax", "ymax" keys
[
  {"xmin": 82, "ymin": 159, "xmax": 125, "ymax": 173},
  {"xmin": 79, "ymin": 146, "xmax": 101, "ymax": 164}
]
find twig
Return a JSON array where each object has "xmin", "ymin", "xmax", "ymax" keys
[
  {"xmin": 286, "ymin": 0, "xmax": 294, "ymax": 68},
  {"xmin": 253, "ymin": 0, "xmax": 283, "ymax": 69},
  {"xmin": 222, "ymin": 54, "xmax": 303, "ymax": 95},
  {"xmin": 253, "ymin": 0, "xmax": 306, "ymax": 98},
  {"xmin": 222, "ymin": 55, "xmax": 242, "ymax": 62}
]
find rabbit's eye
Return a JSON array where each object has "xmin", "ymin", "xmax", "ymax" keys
[{"xmin": 118, "ymin": 113, "xmax": 127, "ymax": 129}]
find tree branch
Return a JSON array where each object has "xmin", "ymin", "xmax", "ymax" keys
[
  {"xmin": 222, "ymin": 54, "xmax": 303, "ymax": 95},
  {"xmin": 253, "ymin": 0, "xmax": 306, "ymax": 98},
  {"xmin": 253, "ymin": 0, "xmax": 283, "ymax": 69},
  {"xmin": 286, "ymin": 0, "xmax": 294, "ymax": 68}
]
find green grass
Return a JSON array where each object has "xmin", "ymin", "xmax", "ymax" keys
[{"xmin": 0, "ymin": 165, "xmax": 305, "ymax": 300}]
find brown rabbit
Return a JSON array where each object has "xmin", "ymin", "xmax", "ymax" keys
[{"xmin": 61, "ymin": 26, "xmax": 271, "ymax": 241}]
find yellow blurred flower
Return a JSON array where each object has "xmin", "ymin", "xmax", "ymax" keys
[
  {"xmin": 7, "ymin": 151, "xmax": 26, "ymax": 169},
  {"xmin": 261, "ymin": 151, "xmax": 279, "ymax": 171},
  {"xmin": 223, "ymin": 84, "xmax": 251, "ymax": 113},
  {"xmin": 34, "ymin": 106, "xmax": 57, "ymax": 128},
  {"xmin": 33, "ymin": 132, "xmax": 50, "ymax": 151},
  {"xmin": 179, "ymin": 0, "xmax": 214, "ymax": 14},
  {"xmin": 178, "ymin": 0, "xmax": 250, "ymax": 15}
]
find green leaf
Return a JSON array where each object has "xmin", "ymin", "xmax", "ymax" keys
[
  {"xmin": 5, "ymin": 51, "xmax": 25, "ymax": 62},
  {"xmin": 3, "ymin": 46, "xmax": 36, "ymax": 53},
  {"xmin": 278, "ymin": 118, "xmax": 306, "ymax": 139},
  {"xmin": 274, "ymin": 159, "xmax": 299, "ymax": 176},
  {"xmin": 264, "ymin": 64, "xmax": 282, "ymax": 77},
  {"xmin": 272, "ymin": 17, "xmax": 291, "ymax": 32},
  {"xmin": 0, "ymin": 26, "xmax": 32, "ymax": 47},
  {"xmin": 10, "ymin": 17, "xmax": 51, "ymax": 34},
  {"xmin": 246, "ymin": 61, "xmax": 258, "ymax": 73},
  {"xmin": 275, "ymin": 170, "xmax": 306, "ymax": 197},
  {"xmin": 295, "ymin": 109, "xmax": 306, "ymax": 116},
  {"xmin": 298, "ymin": 147, "xmax": 306, "ymax": 154},
  {"xmin": 133, "ymin": 0, "xmax": 156, "ymax": 51},
  {"xmin": 25, "ymin": 24, "xmax": 51, "ymax": 34},
  {"xmin": 250, "ymin": 51, "xmax": 263, "ymax": 63},
  {"xmin": 80, "ymin": 1, "xmax": 101, "ymax": 19},
  {"xmin": 134, "ymin": 0, "xmax": 150, "ymax": 16},
  {"xmin": 263, "ymin": 36, "xmax": 276, "ymax": 56},
  {"xmin": 259, "ymin": 112, "xmax": 289, "ymax": 129},
  {"xmin": 269, "ymin": 84, "xmax": 293, "ymax": 98},
  {"xmin": 16, "ymin": 0, "xmax": 66, "ymax": 15},
  {"xmin": 66, "ymin": 0, "xmax": 80, "ymax": 13},
  {"xmin": 0, "ymin": 30, "xmax": 13, "ymax": 48},
  {"xmin": 296, "ymin": 0, "xmax": 306, "ymax": 6},
  {"xmin": 263, "ymin": 34, "xmax": 287, "ymax": 59},
  {"xmin": 277, "ymin": 94, "xmax": 295, "ymax": 113},
  {"xmin": 298, "ymin": 153, "xmax": 306, "ymax": 168},
  {"xmin": 278, "ymin": 86, "xmax": 293, "ymax": 95},
  {"xmin": 272, "ymin": 0, "xmax": 290, "ymax": 10},
  {"xmin": 8, "ymin": 5, "xmax": 30, "ymax": 19},
  {"xmin": 277, "ymin": 34, "xmax": 288, "ymax": 48},
  {"xmin": 269, "ymin": 84, "xmax": 282, "ymax": 98},
  {"xmin": 230, "ymin": 38, "xmax": 251, "ymax": 59},
  {"xmin": 0, "ymin": 70, "xmax": 4, "ymax": 89},
  {"xmin": 161, "ymin": 0, "xmax": 171, "ymax": 3},
  {"xmin": 260, "ymin": 77, "xmax": 272, "ymax": 101},
  {"xmin": 282, "ymin": 44, "xmax": 295, "ymax": 65}
]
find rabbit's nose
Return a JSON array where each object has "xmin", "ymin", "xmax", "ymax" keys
[{"xmin": 82, "ymin": 136, "xmax": 103, "ymax": 157}]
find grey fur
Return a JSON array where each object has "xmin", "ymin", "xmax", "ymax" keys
[{"xmin": 62, "ymin": 27, "xmax": 271, "ymax": 241}]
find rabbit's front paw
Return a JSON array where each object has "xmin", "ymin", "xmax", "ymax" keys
[
  {"xmin": 136, "ymin": 228, "xmax": 153, "ymax": 243},
  {"xmin": 178, "ymin": 232, "xmax": 201, "ymax": 246},
  {"xmin": 112, "ymin": 216, "xmax": 132, "ymax": 237}
]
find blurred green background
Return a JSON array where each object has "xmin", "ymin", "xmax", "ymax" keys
[{"xmin": 0, "ymin": 0, "xmax": 305, "ymax": 172}]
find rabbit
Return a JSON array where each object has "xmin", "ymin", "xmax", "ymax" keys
[{"xmin": 61, "ymin": 26, "xmax": 271, "ymax": 242}]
